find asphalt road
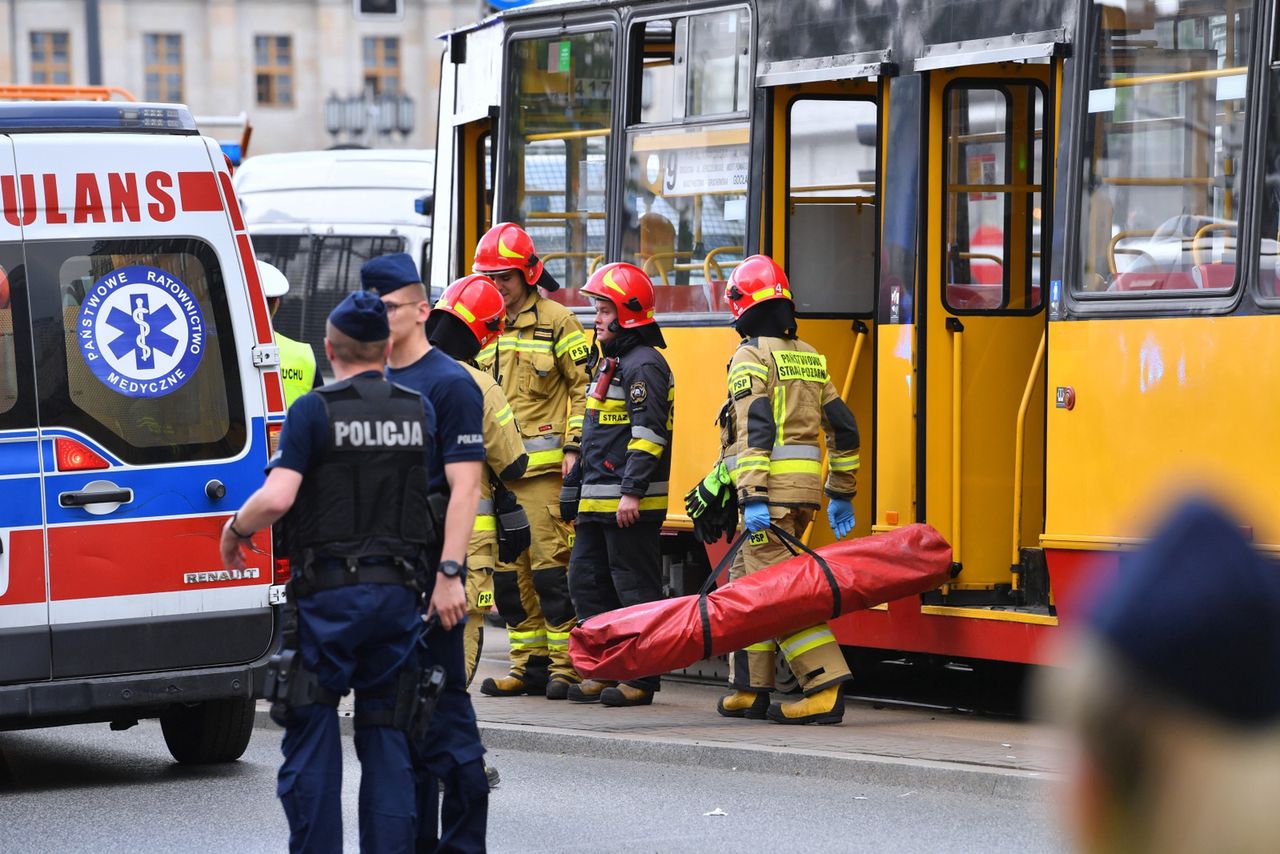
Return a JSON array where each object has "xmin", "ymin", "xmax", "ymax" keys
[{"xmin": 0, "ymin": 721, "xmax": 1068, "ymax": 853}]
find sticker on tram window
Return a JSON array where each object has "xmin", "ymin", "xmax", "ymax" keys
[{"xmin": 76, "ymin": 264, "xmax": 206, "ymax": 399}]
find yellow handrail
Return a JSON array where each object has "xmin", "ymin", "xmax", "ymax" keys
[
  {"xmin": 525, "ymin": 128, "xmax": 610, "ymax": 142},
  {"xmin": 1106, "ymin": 65, "xmax": 1245, "ymax": 89},
  {"xmin": 703, "ymin": 246, "xmax": 744, "ymax": 282},
  {"xmin": 1010, "ymin": 329, "xmax": 1047, "ymax": 577},
  {"xmin": 1190, "ymin": 221, "xmax": 1237, "ymax": 267},
  {"xmin": 640, "ymin": 251, "xmax": 695, "ymax": 286},
  {"xmin": 1108, "ymin": 229, "xmax": 1156, "ymax": 275}
]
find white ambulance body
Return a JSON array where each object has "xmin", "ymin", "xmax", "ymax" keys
[{"xmin": 0, "ymin": 103, "xmax": 285, "ymax": 763}]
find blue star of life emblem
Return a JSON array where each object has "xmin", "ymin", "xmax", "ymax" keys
[{"xmin": 76, "ymin": 264, "xmax": 207, "ymax": 399}]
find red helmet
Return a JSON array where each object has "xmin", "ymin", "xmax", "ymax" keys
[
  {"xmin": 724, "ymin": 255, "xmax": 793, "ymax": 320},
  {"xmin": 432, "ymin": 274, "xmax": 505, "ymax": 348},
  {"xmin": 473, "ymin": 222, "xmax": 544, "ymax": 286},
  {"xmin": 581, "ymin": 262, "xmax": 657, "ymax": 328}
]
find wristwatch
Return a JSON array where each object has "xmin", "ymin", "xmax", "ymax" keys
[{"xmin": 438, "ymin": 559, "xmax": 464, "ymax": 579}]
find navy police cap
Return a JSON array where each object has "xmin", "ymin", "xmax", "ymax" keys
[
  {"xmin": 361, "ymin": 252, "xmax": 421, "ymax": 296},
  {"xmin": 1088, "ymin": 497, "xmax": 1280, "ymax": 726},
  {"xmin": 328, "ymin": 290, "xmax": 389, "ymax": 342}
]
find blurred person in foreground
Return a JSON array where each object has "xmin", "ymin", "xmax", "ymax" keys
[{"xmin": 1042, "ymin": 497, "xmax": 1280, "ymax": 854}]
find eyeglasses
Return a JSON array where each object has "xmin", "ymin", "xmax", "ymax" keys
[{"xmin": 381, "ymin": 299, "xmax": 420, "ymax": 314}]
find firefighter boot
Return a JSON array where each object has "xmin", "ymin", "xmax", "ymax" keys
[
  {"xmin": 545, "ymin": 676, "xmax": 576, "ymax": 700},
  {"xmin": 600, "ymin": 683, "xmax": 654, "ymax": 707},
  {"xmin": 567, "ymin": 679, "xmax": 614, "ymax": 703},
  {"xmin": 766, "ymin": 684, "xmax": 845, "ymax": 725},
  {"xmin": 716, "ymin": 690, "xmax": 769, "ymax": 720},
  {"xmin": 479, "ymin": 674, "xmax": 533, "ymax": 697}
]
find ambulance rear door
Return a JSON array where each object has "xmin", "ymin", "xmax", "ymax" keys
[
  {"xmin": 13, "ymin": 129, "xmax": 276, "ymax": 678},
  {"xmin": 0, "ymin": 135, "xmax": 51, "ymax": 684}
]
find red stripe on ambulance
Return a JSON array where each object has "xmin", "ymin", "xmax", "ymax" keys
[
  {"xmin": 0, "ymin": 529, "xmax": 48, "ymax": 606},
  {"xmin": 48, "ymin": 516, "xmax": 269, "ymax": 600},
  {"xmin": 0, "ymin": 170, "xmax": 230, "ymax": 226}
]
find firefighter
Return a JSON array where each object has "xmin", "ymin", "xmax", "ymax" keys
[
  {"xmin": 219, "ymin": 291, "xmax": 454, "ymax": 852},
  {"xmin": 562, "ymin": 262, "xmax": 673, "ymax": 707},
  {"xmin": 260, "ymin": 261, "xmax": 319, "ymax": 407},
  {"xmin": 362, "ymin": 252, "xmax": 490, "ymax": 849},
  {"xmin": 472, "ymin": 223, "xmax": 591, "ymax": 700},
  {"xmin": 423, "ymin": 274, "xmax": 529, "ymax": 687},
  {"xmin": 715, "ymin": 254, "xmax": 861, "ymax": 725}
]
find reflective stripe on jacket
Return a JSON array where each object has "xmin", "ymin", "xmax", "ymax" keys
[
  {"xmin": 475, "ymin": 291, "xmax": 590, "ymax": 477},
  {"xmin": 578, "ymin": 343, "xmax": 674, "ymax": 522},
  {"xmin": 721, "ymin": 336, "xmax": 859, "ymax": 508}
]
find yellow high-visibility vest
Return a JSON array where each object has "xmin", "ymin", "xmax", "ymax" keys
[{"xmin": 275, "ymin": 332, "xmax": 317, "ymax": 408}]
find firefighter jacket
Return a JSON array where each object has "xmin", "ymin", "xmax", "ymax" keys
[
  {"xmin": 720, "ymin": 336, "xmax": 860, "ymax": 509},
  {"xmin": 286, "ymin": 374, "xmax": 436, "ymax": 564},
  {"xmin": 578, "ymin": 341, "xmax": 674, "ymax": 523},
  {"xmin": 476, "ymin": 290, "xmax": 590, "ymax": 477},
  {"xmin": 462, "ymin": 363, "xmax": 528, "ymax": 539}
]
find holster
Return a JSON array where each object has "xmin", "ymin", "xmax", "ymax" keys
[
  {"xmin": 263, "ymin": 647, "xmax": 341, "ymax": 726},
  {"xmin": 409, "ymin": 665, "xmax": 448, "ymax": 748}
]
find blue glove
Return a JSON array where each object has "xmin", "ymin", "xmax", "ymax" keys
[
  {"xmin": 743, "ymin": 501, "xmax": 771, "ymax": 534},
  {"xmin": 828, "ymin": 498, "xmax": 855, "ymax": 539}
]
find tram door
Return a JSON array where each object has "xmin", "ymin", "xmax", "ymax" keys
[
  {"xmin": 922, "ymin": 63, "xmax": 1051, "ymax": 601},
  {"xmin": 769, "ymin": 80, "xmax": 881, "ymax": 543}
]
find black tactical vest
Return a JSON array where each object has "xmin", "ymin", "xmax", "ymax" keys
[{"xmin": 287, "ymin": 375, "xmax": 436, "ymax": 564}]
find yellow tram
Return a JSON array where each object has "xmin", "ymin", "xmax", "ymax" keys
[{"xmin": 430, "ymin": 0, "xmax": 1273, "ymax": 664}]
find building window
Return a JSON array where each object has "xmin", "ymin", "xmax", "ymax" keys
[
  {"xmin": 144, "ymin": 34, "xmax": 183, "ymax": 102},
  {"xmin": 255, "ymin": 35, "xmax": 293, "ymax": 106},
  {"xmin": 362, "ymin": 36, "xmax": 400, "ymax": 95},
  {"xmin": 30, "ymin": 31, "xmax": 71, "ymax": 85}
]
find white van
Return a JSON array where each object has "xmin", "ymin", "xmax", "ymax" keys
[
  {"xmin": 232, "ymin": 148, "xmax": 434, "ymax": 378},
  {"xmin": 0, "ymin": 102, "xmax": 286, "ymax": 763}
]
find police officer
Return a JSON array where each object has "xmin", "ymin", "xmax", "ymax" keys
[
  {"xmin": 220, "ymin": 291, "xmax": 462, "ymax": 852},
  {"xmin": 472, "ymin": 223, "xmax": 591, "ymax": 700},
  {"xmin": 360, "ymin": 252, "xmax": 490, "ymax": 850},
  {"xmin": 260, "ymin": 261, "xmax": 320, "ymax": 406},
  {"xmin": 563, "ymin": 263, "xmax": 673, "ymax": 707},
  {"xmin": 424, "ymin": 273, "xmax": 529, "ymax": 687},
  {"xmin": 715, "ymin": 255, "xmax": 861, "ymax": 725}
]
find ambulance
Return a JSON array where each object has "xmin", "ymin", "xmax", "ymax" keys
[{"xmin": 0, "ymin": 102, "xmax": 285, "ymax": 763}]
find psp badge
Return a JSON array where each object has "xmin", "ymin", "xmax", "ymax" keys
[{"xmin": 76, "ymin": 264, "xmax": 206, "ymax": 399}]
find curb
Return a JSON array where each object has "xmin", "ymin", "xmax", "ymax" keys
[{"xmin": 252, "ymin": 708, "xmax": 1056, "ymax": 800}]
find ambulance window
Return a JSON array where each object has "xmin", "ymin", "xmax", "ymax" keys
[
  {"xmin": 27, "ymin": 237, "xmax": 246, "ymax": 464},
  {"xmin": 0, "ymin": 247, "xmax": 35, "ymax": 430}
]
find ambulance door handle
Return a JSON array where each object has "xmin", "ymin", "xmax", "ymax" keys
[{"xmin": 59, "ymin": 485, "xmax": 133, "ymax": 508}]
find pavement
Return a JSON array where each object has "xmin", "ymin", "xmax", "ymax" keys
[{"xmin": 255, "ymin": 625, "xmax": 1065, "ymax": 799}]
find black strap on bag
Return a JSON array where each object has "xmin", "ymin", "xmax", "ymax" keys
[
  {"xmin": 697, "ymin": 532, "xmax": 751, "ymax": 659},
  {"xmin": 768, "ymin": 523, "xmax": 843, "ymax": 620}
]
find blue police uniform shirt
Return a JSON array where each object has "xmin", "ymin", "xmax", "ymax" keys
[
  {"xmin": 267, "ymin": 370, "xmax": 437, "ymax": 475},
  {"xmin": 385, "ymin": 347, "xmax": 485, "ymax": 488}
]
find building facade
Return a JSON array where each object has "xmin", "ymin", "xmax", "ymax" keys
[{"xmin": 0, "ymin": 0, "xmax": 483, "ymax": 154}]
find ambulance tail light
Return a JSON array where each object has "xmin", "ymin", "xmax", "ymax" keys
[
  {"xmin": 267, "ymin": 422, "xmax": 283, "ymax": 457},
  {"xmin": 55, "ymin": 437, "xmax": 110, "ymax": 471},
  {"xmin": 274, "ymin": 557, "xmax": 291, "ymax": 585}
]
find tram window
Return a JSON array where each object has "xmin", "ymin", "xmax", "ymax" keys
[
  {"xmin": 686, "ymin": 9, "xmax": 751, "ymax": 118},
  {"xmin": 1259, "ymin": 68, "xmax": 1280, "ymax": 300},
  {"xmin": 502, "ymin": 30, "xmax": 613, "ymax": 306},
  {"xmin": 620, "ymin": 123, "xmax": 748, "ymax": 314},
  {"xmin": 1076, "ymin": 0, "xmax": 1251, "ymax": 298},
  {"xmin": 629, "ymin": 8, "xmax": 750, "ymax": 126},
  {"xmin": 943, "ymin": 84, "xmax": 1046, "ymax": 314},
  {"xmin": 787, "ymin": 98, "xmax": 878, "ymax": 316}
]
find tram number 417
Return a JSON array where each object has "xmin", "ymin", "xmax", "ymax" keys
[{"xmin": 574, "ymin": 79, "xmax": 611, "ymax": 100}]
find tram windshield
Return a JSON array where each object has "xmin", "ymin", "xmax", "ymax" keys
[{"xmin": 1076, "ymin": 0, "xmax": 1252, "ymax": 297}]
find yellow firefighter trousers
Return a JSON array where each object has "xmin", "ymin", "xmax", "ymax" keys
[
  {"xmin": 463, "ymin": 533, "xmax": 497, "ymax": 689},
  {"xmin": 494, "ymin": 472, "xmax": 578, "ymax": 681},
  {"xmin": 727, "ymin": 507, "xmax": 852, "ymax": 695}
]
